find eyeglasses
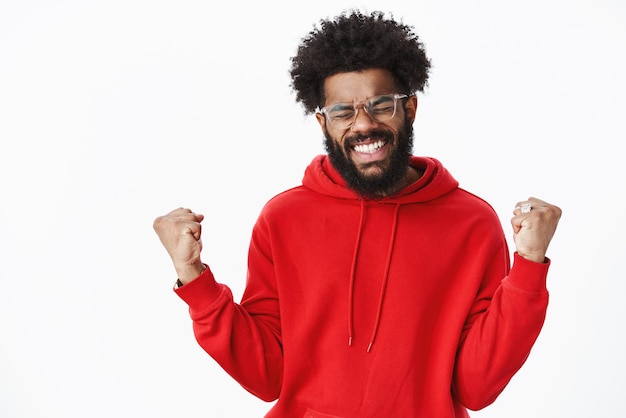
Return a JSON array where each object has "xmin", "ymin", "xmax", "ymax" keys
[{"xmin": 319, "ymin": 93, "xmax": 409, "ymax": 129}]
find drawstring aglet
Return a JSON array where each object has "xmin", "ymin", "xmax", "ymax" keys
[
  {"xmin": 367, "ymin": 342, "xmax": 373, "ymax": 353},
  {"xmin": 348, "ymin": 337, "xmax": 353, "ymax": 346}
]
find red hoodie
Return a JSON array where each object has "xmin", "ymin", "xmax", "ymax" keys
[{"xmin": 175, "ymin": 155, "xmax": 550, "ymax": 417}]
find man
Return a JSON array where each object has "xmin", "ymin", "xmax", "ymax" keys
[{"xmin": 153, "ymin": 10, "xmax": 562, "ymax": 417}]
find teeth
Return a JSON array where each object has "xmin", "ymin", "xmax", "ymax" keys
[{"xmin": 353, "ymin": 140, "xmax": 385, "ymax": 153}]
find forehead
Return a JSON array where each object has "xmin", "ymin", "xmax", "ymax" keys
[{"xmin": 323, "ymin": 68, "xmax": 397, "ymax": 105}]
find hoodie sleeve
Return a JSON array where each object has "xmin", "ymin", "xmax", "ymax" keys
[
  {"xmin": 174, "ymin": 215, "xmax": 283, "ymax": 402},
  {"xmin": 451, "ymin": 252, "xmax": 550, "ymax": 410}
]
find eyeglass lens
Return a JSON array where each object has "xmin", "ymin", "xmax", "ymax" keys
[{"xmin": 325, "ymin": 95, "xmax": 401, "ymax": 128}]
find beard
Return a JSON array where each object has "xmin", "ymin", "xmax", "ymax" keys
[{"xmin": 324, "ymin": 116, "xmax": 414, "ymax": 199}]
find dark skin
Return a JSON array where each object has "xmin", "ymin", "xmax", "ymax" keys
[{"xmin": 316, "ymin": 68, "xmax": 422, "ymax": 197}]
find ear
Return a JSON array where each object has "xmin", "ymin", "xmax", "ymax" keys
[
  {"xmin": 315, "ymin": 112, "xmax": 328, "ymax": 135},
  {"xmin": 405, "ymin": 95, "xmax": 418, "ymax": 123}
]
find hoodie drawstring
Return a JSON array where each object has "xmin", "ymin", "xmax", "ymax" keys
[
  {"xmin": 348, "ymin": 201, "xmax": 401, "ymax": 352},
  {"xmin": 367, "ymin": 203, "xmax": 400, "ymax": 352},
  {"xmin": 347, "ymin": 199, "xmax": 366, "ymax": 347}
]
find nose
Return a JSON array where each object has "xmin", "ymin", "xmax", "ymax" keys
[{"xmin": 350, "ymin": 106, "xmax": 379, "ymax": 133}]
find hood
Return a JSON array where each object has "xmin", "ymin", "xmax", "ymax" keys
[
  {"xmin": 301, "ymin": 154, "xmax": 460, "ymax": 352},
  {"xmin": 302, "ymin": 154, "xmax": 459, "ymax": 203}
]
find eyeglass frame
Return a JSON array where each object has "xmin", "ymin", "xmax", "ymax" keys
[{"xmin": 318, "ymin": 93, "xmax": 410, "ymax": 129}]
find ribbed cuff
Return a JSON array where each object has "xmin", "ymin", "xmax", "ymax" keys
[
  {"xmin": 174, "ymin": 264, "xmax": 223, "ymax": 306},
  {"xmin": 504, "ymin": 252, "xmax": 551, "ymax": 293}
]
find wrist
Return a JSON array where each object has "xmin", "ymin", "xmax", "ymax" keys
[
  {"xmin": 516, "ymin": 251, "xmax": 547, "ymax": 264},
  {"xmin": 175, "ymin": 261, "xmax": 207, "ymax": 285}
]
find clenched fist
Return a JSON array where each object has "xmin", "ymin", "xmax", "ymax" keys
[
  {"xmin": 511, "ymin": 197, "xmax": 562, "ymax": 263},
  {"xmin": 153, "ymin": 207, "xmax": 206, "ymax": 284}
]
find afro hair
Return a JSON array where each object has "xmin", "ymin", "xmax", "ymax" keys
[{"xmin": 289, "ymin": 10, "xmax": 431, "ymax": 114}]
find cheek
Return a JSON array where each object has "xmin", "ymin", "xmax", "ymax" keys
[
  {"xmin": 389, "ymin": 121, "xmax": 408, "ymax": 139},
  {"xmin": 327, "ymin": 130, "xmax": 349, "ymax": 149}
]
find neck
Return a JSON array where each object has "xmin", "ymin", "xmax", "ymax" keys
[
  {"xmin": 405, "ymin": 166, "xmax": 423, "ymax": 186},
  {"xmin": 376, "ymin": 166, "xmax": 423, "ymax": 198}
]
